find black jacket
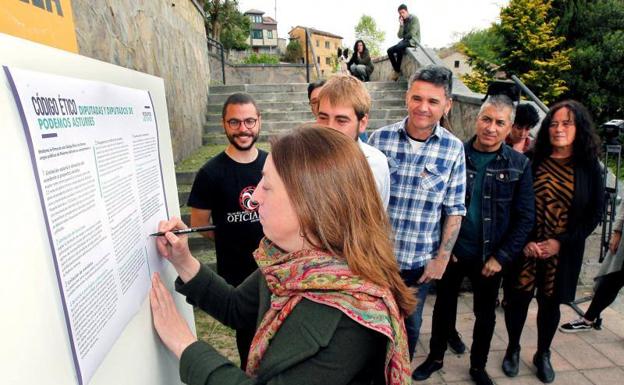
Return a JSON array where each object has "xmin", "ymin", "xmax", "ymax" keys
[
  {"xmin": 462, "ymin": 139, "xmax": 535, "ymax": 267},
  {"xmin": 347, "ymin": 50, "xmax": 374, "ymax": 76}
]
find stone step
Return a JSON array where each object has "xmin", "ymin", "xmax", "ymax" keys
[
  {"xmin": 207, "ymin": 89, "xmax": 406, "ymax": 104},
  {"xmin": 206, "ymin": 108, "xmax": 405, "ymax": 123},
  {"xmin": 178, "ymin": 184, "xmax": 191, "ymax": 206},
  {"xmin": 176, "ymin": 171, "xmax": 197, "ymax": 185},
  {"xmin": 188, "ymin": 234, "xmax": 214, "ymax": 252},
  {"xmin": 208, "ymin": 91, "xmax": 308, "ymax": 104},
  {"xmin": 203, "ymin": 118, "xmax": 400, "ymax": 136},
  {"xmin": 206, "ymin": 98, "xmax": 406, "ymax": 114},
  {"xmin": 208, "ymin": 81, "xmax": 407, "ymax": 95}
]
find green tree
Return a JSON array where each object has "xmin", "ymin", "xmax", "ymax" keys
[
  {"xmin": 282, "ymin": 39, "xmax": 303, "ymax": 63},
  {"xmin": 354, "ymin": 15, "xmax": 386, "ymax": 57},
  {"xmin": 457, "ymin": 27, "xmax": 504, "ymax": 93},
  {"xmin": 205, "ymin": 0, "xmax": 250, "ymax": 50},
  {"xmin": 551, "ymin": 0, "xmax": 624, "ymax": 122},
  {"xmin": 497, "ymin": 0, "xmax": 571, "ymax": 104}
]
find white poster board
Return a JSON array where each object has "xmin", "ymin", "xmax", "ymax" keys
[{"xmin": 0, "ymin": 33, "xmax": 191, "ymax": 385}]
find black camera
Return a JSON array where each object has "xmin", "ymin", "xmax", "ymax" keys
[{"xmin": 601, "ymin": 119, "xmax": 624, "ymax": 145}]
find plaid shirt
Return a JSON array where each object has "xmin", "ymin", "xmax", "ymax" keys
[{"xmin": 369, "ymin": 118, "xmax": 466, "ymax": 270}]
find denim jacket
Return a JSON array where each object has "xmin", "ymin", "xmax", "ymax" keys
[{"xmin": 463, "ymin": 137, "xmax": 535, "ymax": 266}]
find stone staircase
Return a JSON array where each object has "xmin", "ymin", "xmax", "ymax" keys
[
  {"xmin": 176, "ymin": 80, "xmax": 408, "ymax": 253},
  {"xmin": 202, "ymin": 81, "xmax": 407, "ymax": 145}
]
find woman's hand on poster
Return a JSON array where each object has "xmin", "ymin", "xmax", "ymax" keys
[
  {"xmin": 609, "ymin": 231, "xmax": 622, "ymax": 254},
  {"xmin": 537, "ymin": 239, "xmax": 561, "ymax": 259},
  {"xmin": 523, "ymin": 242, "xmax": 541, "ymax": 258},
  {"xmin": 156, "ymin": 217, "xmax": 200, "ymax": 282},
  {"xmin": 150, "ymin": 272, "xmax": 197, "ymax": 359}
]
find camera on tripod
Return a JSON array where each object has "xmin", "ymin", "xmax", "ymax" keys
[{"xmin": 601, "ymin": 119, "xmax": 624, "ymax": 145}]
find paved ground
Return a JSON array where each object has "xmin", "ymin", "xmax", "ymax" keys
[{"xmin": 411, "ymin": 287, "xmax": 624, "ymax": 385}]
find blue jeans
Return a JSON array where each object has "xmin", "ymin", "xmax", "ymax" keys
[{"xmin": 401, "ymin": 267, "xmax": 431, "ymax": 360}]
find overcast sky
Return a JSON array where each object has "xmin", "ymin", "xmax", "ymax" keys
[{"xmin": 237, "ymin": 0, "xmax": 509, "ymax": 50}]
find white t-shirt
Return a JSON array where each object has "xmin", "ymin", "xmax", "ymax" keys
[
  {"xmin": 407, "ymin": 135, "xmax": 425, "ymax": 153},
  {"xmin": 358, "ymin": 139, "xmax": 391, "ymax": 209}
]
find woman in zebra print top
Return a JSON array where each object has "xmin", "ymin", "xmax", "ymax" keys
[{"xmin": 501, "ymin": 100, "xmax": 604, "ymax": 383}]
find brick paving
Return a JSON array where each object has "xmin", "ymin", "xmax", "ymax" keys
[{"xmin": 411, "ymin": 288, "xmax": 624, "ymax": 384}]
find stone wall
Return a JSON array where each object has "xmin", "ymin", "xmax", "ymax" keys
[
  {"xmin": 208, "ymin": 53, "xmax": 311, "ymax": 85},
  {"xmin": 71, "ymin": 0, "xmax": 210, "ymax": 162},
  {"xmin": 370, "ymin": 55, "xmax": 394, "ymax": 82},
  {"xmin": 372, "ymin": 47, "xmax": 482, "ymax": 142}
]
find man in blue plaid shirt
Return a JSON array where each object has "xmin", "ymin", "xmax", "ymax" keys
[{"xmin": 369, "ymin": 65, "xmax": 466, "ymax": 360}]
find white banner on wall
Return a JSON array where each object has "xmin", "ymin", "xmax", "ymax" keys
[{"xmin": 4, "ymin": 66, "xmax": 168, "ymax": 385}]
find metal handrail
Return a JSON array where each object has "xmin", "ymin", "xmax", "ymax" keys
[
  {"xmin": 415, "ymin": 42, "xmax": 438, "ymax": 65},
  {"xmin": 207, "ymin": 36, "xmax": 226, "ymax": 84},
  {"xmin": 510, "ymin": 75, "xmax": 548, "ymax": 113},
  {"xmin": 304, "ymin": 28, "xmax": 321, "ymax": 81}
]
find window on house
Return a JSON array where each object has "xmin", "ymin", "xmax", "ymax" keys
[
  {"xmin": 267, "ymin": 30, "xmax": 273, "ymax": 39},
  {"xmin": 316, "ymin": 40, "xmax": 319, "ymax": 47},
  {"xmin": 252, "ymin": 30, "xmax": 263, "ymax": 39},
  {"xmin": 317, "ymin": 56, "xmax": 321, "ymax": 64},
  {"xmin": 325, "ymin": 41, "xmax": 330, "ymax": 49},
  {"xmin": 454, "ymin": 60, "xmax": 460, "ymax": 68},
  {"xmin": 325, "ymin": 57, "xmax": 331, "ymax": 65},
  {"xmin": 249, "ymin": 15, "xmax": 262, "ymax": 23}
]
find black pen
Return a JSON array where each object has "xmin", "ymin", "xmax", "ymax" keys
[{"xmin": 149, "ymin": 225, "xmax": 216, "ymax": 237}]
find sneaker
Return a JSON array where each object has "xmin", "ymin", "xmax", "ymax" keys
[
  {"xmin": 559, "ymin": 318, "xmax": 593, "ymax": 333},
  {"xmin": 448, "ymin": 331, "xmax": 466, "ymax": 354}
]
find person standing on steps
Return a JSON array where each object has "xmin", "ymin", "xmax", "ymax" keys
[
  {"xmin": 506, "ymin": 103, "xmax": 540, "ymax": 153},
  {"xmin": 369, "ymin": 65, "xmax": 466, "ymax": 361},
  {"xmin": 316, "ymin": 74, "xmax": 390, "ymax": 208},
  {"xmin": 387, "ymin": 4, "xmax": 420, "ymax": 81},
  {"xmin": 308, "ymin": 79, "xmax": 326, "ymax": 117},
  {"xmin": 559, "ymin": 197, "xmax": 624, "ymax": 333},
  {"xmin": 186, "ymin": 93, "xmax": 267, "ymax": 370},
  {"xmin": 412, "ymin": 94, "xmax": 535, "ymax": 385}
]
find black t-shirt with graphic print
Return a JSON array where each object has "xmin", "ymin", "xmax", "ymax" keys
[{"xmin": 187, "ymin": 150, "xmax": 267, "ymax": 286}]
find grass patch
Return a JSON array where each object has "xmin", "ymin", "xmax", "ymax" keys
[
  {"xmin": 176, "ymin": 144, "xmax": 226, "ymax": 172},
  {"xmin": 191, "ymin": 248, "xmax": 239, "ymax": 365},
  {"xmin": 194, "ymin": 309, "xmax": 240, "ymax": 366}
]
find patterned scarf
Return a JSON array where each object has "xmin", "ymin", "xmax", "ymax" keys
[{"xmin": 245, "ymin": 237, "xmax": 411, "ymax": 385}]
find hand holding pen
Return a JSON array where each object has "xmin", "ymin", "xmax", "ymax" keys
[
  {"xmin": 154, "ymin": 217, "xmax": 201, "ymax": 282},
  {"xmin": 149, "ymin": 225, "xmax": 216, "ymax": 237}
]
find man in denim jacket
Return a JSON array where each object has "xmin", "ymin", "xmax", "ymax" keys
[{"xmin": 413, "ymin": 95, "xmax": 535, "ymax": 385}]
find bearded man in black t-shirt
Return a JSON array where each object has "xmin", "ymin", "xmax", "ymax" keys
[{"xmin": 187, "ymin": 93, "xmax": 267, "ymax": 369}]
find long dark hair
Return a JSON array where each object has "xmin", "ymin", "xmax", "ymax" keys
[
  {"xmin": 532, "ymin": 100, "xmax": 600, "ymax": 169},
  {"xmin": 353, "ymin": 39, "xmax": 368, "ymax": 55}
]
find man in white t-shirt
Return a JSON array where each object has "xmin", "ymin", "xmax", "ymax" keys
[{"xmin": 316, "ymin": 74, "xmax": 390, "ymax": 207}]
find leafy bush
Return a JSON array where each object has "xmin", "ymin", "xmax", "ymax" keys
[{"xmin": 242, "ymin": 53, "xmax": 280, "ymax": 65}]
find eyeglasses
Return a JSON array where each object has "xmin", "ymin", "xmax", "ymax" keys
[{"xmin": 226, "ymin": 118, "xmax": 258, "ymax": 129}]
